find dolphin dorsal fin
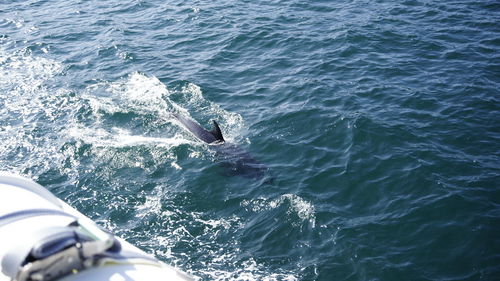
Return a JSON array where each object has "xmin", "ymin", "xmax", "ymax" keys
[{"xmin": 209, "ymin": 120, "xmax": 225, "ymax": 143}]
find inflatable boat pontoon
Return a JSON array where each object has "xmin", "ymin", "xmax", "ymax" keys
[{"xmin": 0, "ymin": 172, "xmax": 194, "ymax": 281}]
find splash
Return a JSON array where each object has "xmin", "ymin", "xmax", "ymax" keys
[
  {"xmin": 136, "ymin": 185, "xmax": 164, "ymax": 219},
  {"xmin": 67, "ymin": 126, "xmax": 193, "ymax": 149},
  {"xmin": 0, "ymin": 48, "xmax": 64, "ymax": 115},
  {"xmin": 143, "ymin": 204, "xmax": 298, "ymax": 281},
  {"xmin": 85, "ymin": 72, "xmax": 173, "ymax": 117},
  {"xmin": 194, "ymin": 257, "xmax": 299, "ymax": 281},
  {"xmin": 83, "ymin": 72, "xmax": 244, "ymax": 143},
  {"xmin": 178, "ymin": 82, "xmax": 245, "ymax": 143},
  {"xmin": 241, "ymin": 194, "xmax": 316, "ymax": 227},
  {"xmin": 0, "ymin": 47, "xmax": 68, "ymax": 176}
]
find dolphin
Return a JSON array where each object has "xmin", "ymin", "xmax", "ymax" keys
[{"xmin": 172, "ymin": 112, "xmax": 268, "ymax": 179}]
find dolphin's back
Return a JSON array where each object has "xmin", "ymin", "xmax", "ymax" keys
[
  {"xmin": 173, "ymin": 113, "xmax": 223, "ymax": 143},
  {"xmin": 172, "ymin": 112, "xmax": 269, "ymax": 180}
]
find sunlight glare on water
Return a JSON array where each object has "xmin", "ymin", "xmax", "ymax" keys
[{"xmin": 1, "ymin": 0, "xmax": 499, "ymax": 280}]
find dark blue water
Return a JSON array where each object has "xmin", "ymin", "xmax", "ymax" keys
[{"xmin": 1, "ymin": 0, "xmax": 499, "ymax": 280}]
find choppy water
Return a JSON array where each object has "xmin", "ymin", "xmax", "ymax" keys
[{"xmin": 1, "ymin": 1, "xmax": 499, "ymax": 280}]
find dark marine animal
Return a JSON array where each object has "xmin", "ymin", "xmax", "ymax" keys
[{"xmin": 172, "ymin": 112, "xmax": 268, "ymax": 179}]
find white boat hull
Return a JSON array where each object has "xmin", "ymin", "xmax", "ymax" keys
[{"xmin": 0, "ymin": 173, "xmax": 194, "ymax": 281}]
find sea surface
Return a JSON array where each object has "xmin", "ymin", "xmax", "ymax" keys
[{"xmin": 1, "ymin": 1, "xmax": 499, "ymax": 280}]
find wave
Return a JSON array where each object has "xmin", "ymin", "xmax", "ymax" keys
[
  {"xmin": 241, "ymin": 194, "xmax": 316, "ymax": 227},
  {"xmin": 133, "ymin": 189, "xmax": 299, "ymax": 281}
]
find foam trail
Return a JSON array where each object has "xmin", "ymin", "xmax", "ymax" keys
[{"xmin": 68, "ymin": 126, "xmax": 195, "ymax": 148}]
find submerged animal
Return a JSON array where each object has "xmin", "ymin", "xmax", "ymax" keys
[{"xmin": 172, "ymin": 112, "xmax": 268, "ymax": 179}]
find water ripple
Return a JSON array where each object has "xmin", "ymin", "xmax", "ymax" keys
[{"xmin": 1, "ymin": 0, "xmax": 499, "ymax": 280}]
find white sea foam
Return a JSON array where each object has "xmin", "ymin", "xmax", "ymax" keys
[
  {"xmin": 0, "ymin": 48, "xmax": 64, "ymax": 102},
  {"xmin": 73, "ymin": 73, "xmax": 198, "ymax": 154},
  {"xmin": 0, "ymin": 47, "xmax": 67, "ymax": 175},
  {"xmin": 136, "ymin": 185, "xmax": 163, "ymax": 219},
  {"xmin": 68, "ymin": 126, "xmax": 193, "ymax": 148},
  {"xmin": 241, "ymin": 194, "xmax": 316, "ymax": 227},
  {"xmin": 85, "ymin": 72, "xmax": 172, "ymax": 117},
  {"xmin": 138, "ymin": 194, "xmax": 311, "ymax": 280},
  {"xmin": 195, "ymin": 257, "xmax": 299, "ymax": 281},
  {"xmin": 106, "ymin": 72, "xmax": 169, "ymax": 105},
  {"xmin": 152, "ymin": 208, "xmax": 298, "ymax": 281},
  {"xmin": 66, "ymin": 125, "xmax": 191, "ymax": 172}
]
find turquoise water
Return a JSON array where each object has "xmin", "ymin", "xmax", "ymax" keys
[{"xmin": 1, "ymin": 0, "xmax": 499, "ymax": 280}]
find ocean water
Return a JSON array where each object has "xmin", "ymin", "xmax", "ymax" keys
[{"xmin": 1, "ymin": 0, "xmax": 499, "ymax": 280}]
